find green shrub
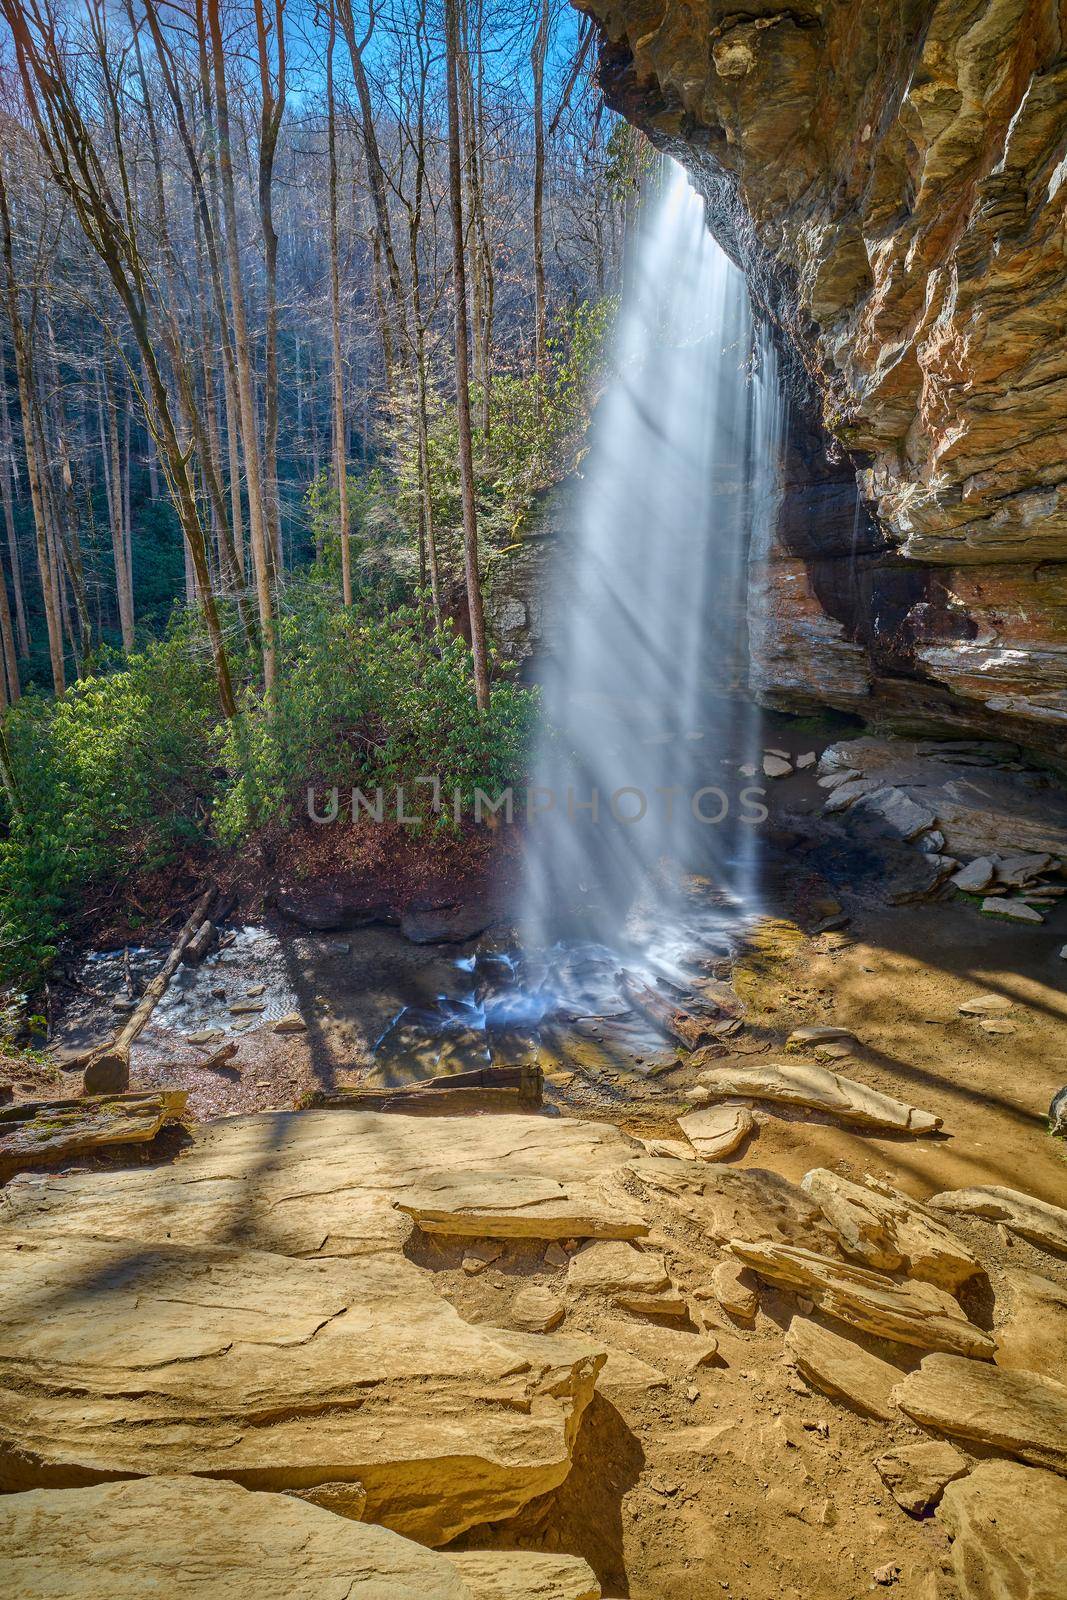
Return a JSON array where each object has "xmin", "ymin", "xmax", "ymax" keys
[
  {"xmin": 216, "ymin": 579, "xmax": 537, "ymax": 841},
  {"xmin": 0, "ymin": 624, "xmax": 220, "ymax": 988}
]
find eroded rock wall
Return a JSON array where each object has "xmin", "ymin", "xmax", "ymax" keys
[{"xmin": 579, "ymin": 0, "xmax": 1067, "ymax": 759}]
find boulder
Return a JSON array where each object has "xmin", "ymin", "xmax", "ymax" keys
[
  {"xmin": 874, "ymin": 1442, "xmax": 969, "ymax": 1516},
  {"xmin": 994, "ymin": 1271, "xmax": 1067, "ymax": 1381},
  {"xmin": 938, "ymin": 1461, "xmax": 1067, "ymax": 1600},
  {"xmin": 400, "ymin": 899, "xmax": 496, "ymax": 944},
  {"xmin": 800, "ymin": 1169, "xmax": 982, "ymax": 1292},
  {"xmin": 727, "ymin": 1242, "xmax": 995, "ymax": 1358},
  {"xmin": 925, "ymin": 1185, "xmax": 1067, "ymax": 1256},
  {"xmin": 894, "ymin": 1355, "xmax": 1067, "ymax": 1474},
  {"xmin": 676, "ymin": 1102, "xmax": 755, "ymax": 1160},
  {"xmin": 694, "ymin": 1058, "xmax": 941, "ymax": 1133},
  {"xmin": 0, "ymin": 1229, "xmax": 603, "ymax": 1545}
]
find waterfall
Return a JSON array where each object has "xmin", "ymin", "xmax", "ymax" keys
[{"xmin": 522, "ymin": 161, "xmax": 782, "ymax": 985}]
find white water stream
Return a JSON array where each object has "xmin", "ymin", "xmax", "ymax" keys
[{"xmin": 521, "ymin": 161, "xmax": 782, "ymax": 991}]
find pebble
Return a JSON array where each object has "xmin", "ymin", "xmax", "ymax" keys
[
  {"xmin": 763, "ymin": 755, "xmax": 793, "ymax": 779},
  {"xmin": 958, "ymin": 993, "xmax": 1013, "ymax": 1015}
]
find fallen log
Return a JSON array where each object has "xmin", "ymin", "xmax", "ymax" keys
[
  {"xmin": 617, "ymin": 970, "xmax": 717, "ymax": 1050},
  {"xmin": 80, "ymin": 889, "xmax": 215, "ymax": 1094},
  {"xmin": 0, "ymin": 1088, "xmax": 187, "ymax": 1180},
  {"xmin": 305, "ymin": 1063, "xmax": 543, "ymax": 1115}
]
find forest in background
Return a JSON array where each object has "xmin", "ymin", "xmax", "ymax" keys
[{"xmin": 0, "ymin": 0, "xmax": 648, "ymax": 994}]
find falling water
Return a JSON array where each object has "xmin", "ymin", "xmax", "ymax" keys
[{"xmin": 522, "ymin": 161, "xmax": 783, "ymax": 989}]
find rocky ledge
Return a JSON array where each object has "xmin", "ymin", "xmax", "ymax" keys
[{"xmin": 578, "ymin": 0, "xmax": 1067, "ymax": 760}]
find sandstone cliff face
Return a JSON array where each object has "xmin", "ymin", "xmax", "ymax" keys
[{"xmin": 579, "ymin": 0, "xmax": 1067, "ymax": 759}]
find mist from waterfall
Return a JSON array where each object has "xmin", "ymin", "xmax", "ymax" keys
[{"xmin": 522, "ymin": 161, "xmax": 782, "ymax": 980}]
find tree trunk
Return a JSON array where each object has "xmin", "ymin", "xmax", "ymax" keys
[
  {"xmin": 101, "ymin": 364, "xmax": 135, "ymax": 651},
  {"xmin": 531, "ymin": 0, "xmax": 550, "ymax": 386},
  {"xmin": 326, "ymin": 3, "xmax": 351, "ymax": 606},
  {"xmin": 206, "ymin": 0, "xmax": 277, "ymax": 699},
  {"xmin": 0, "ymin": 167, "xmax": 64, "ymax": 696},
  {"xmin": 0, "ymin": 363, "xmax": 29, "ymax": 656},
  {"xmin": 444, "ymin": 0, "xmax": 489, "ymax": 711},
  {"xmin": 252, "ymin": 0, "xmax": 285, "ymax": 576}
]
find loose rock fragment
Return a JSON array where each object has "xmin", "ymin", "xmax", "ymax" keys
[
  {"xmin": 958, "ymin": 993, "xmax": 1014, "ymax": 1016},
  {"xmin": 677, "ymin": 1102, "xmax": 754, "ymax": 1160},
  {"xmin": 708, "ymin": 1258, "xmax": 759, "ymax": 1320},
  {"xmin": 509, "ymin": 1284, "xmax": 566, "ymax": 1333},
  {"xmin": 938, "ymin": 1460, "xmax": 1067, "ymax": 1600},
  {"xmin": 567, "ymin": 1240, "xmax": 670, "ymax": 1299},
  {"xmin": 273, "ymin": 1012, "xmax": 307, "ymax": 1034},
  {"xmin": 801, "ymin": 1169, "xmax": 982, "ymax": 1292},
  {"xmin": 980, "ymin": 897, "xmax": 1044, "ymax": 923},
  {"xmin": 785, "ymin": 1317, "xmax": 904, "ymax": 1421},
  {"xmin": 694, "ymin": 1058, "xmax": 941, "ymax": 1133},
  {"xmin": 926, "ymin": 1185, "xmax": 1067, "ymax": 1256},
  {"xmin": 875, "ymin": 1442, "xmax": 969, "ymax": 1516},
  {"xmin": 787, "ymin": 1025, "xmax": 857, "ymax": 1047},
  {"xmin": 728, "ymin": 1242, "xmax": 995, "ymax": 1357},
  {"xmin": 951, "ymin": 858, "xmax": 996, "ymax": 893},
  {"xmin": 894, "ymin": 1355, "xmax": 1067, "ymax": 1474}
]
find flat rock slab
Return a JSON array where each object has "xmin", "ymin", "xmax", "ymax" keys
[
  {"xmin": 926, "ymin": 1185, "xmax": 1067, "ymax": 1257},
  {"xmin": 694, "ymin": 1058, "xmax": 941, "ymax": 1134},
  {"xmin": 894, "ymin": 1355, "xmax": 1067, "ymax": 1474},
  {"xmin": 677, "ymin": 1103, "xmax": 755, "ymax": 1160},
  {"xmin": 0, "ymin": 1089, "xmax": 187, "ymax": 1180},
  {"xmin": 0, "ymin": 1228, "xmax": 603, "ymax": 1545},
  {"xmin": 938, "ymin": 1460, "xmax": 1067, "ymax": 1600},
  {"xmin": 0, "ymin": 1477, "xmax": 474, "ymax": 1600},
  {"xmin": 728, "ymin": 1242, "xmax": 995, "ymax": 1358},
  {"xmin": 785, "ymin": 1316, "xmax": 906, "ymax": 1421},
  {"xmin": 0, "ymin": 1111, "xmax": 646, "ymax": 1255},
  {"xmin": 875, "ymin": 1442, "xmax": 970, "ymax": 1516},
  {"xmin": 0, "ymin": 1476, "xmax": 604, "ymax": 1599},
  {"xmin": 801, "ymin": 1169, "xmax": 981, "ymax": 1291}
]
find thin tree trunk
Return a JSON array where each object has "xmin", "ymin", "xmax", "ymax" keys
[
  {"xmin": 205, "ymin": 0, "xmax": 277, "ymax": 699},
  {"xmin": 0, "ymin": 166, "xmax": 64, "ymax": 695},
  {"xmin": 0, "ymin": 361, "xmax": 29, "ymax": 656},
  {"xmin": 444, "ymin": 0, "xmax": 489, "ymax": 710},
  {"xmin": 531, "ymin": 0, "xmax": 550, "ymax": 387},
  {"xmin": 102, "ymin": 363, "xmax": 135, "ymax": 650},
  {"xmin": 253, "ymin": 0, "xmax": 285, "ymax": 575},
  {"xmin": 326, "ymin": 3, "xmax": 351, "ymax": 606}
]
